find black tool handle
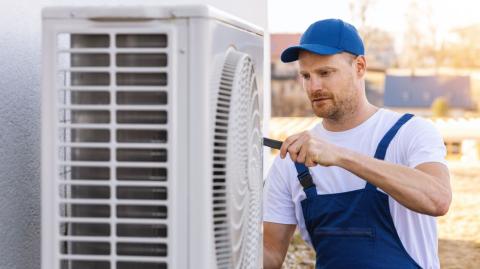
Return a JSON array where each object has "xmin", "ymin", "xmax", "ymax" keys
[{"xmin": 263, "ymin": 137, "xmax": 283, "ymax": 150}]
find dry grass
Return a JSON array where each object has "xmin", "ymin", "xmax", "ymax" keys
[
  {"xmin": 437, "ymin": 163, "xmax": 480, "ymax": 268},
  {"xmin": 281, "ymin": 163, "xmax": 480, "ymax": 268}
]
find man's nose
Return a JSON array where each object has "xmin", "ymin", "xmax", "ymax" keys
[{"xmin": 309, "ymin": 76, "xmax": 323, "ymax": 91}]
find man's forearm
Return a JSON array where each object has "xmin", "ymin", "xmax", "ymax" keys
[
  {"xmin": 263, "ymin": 222, "xmax": 295, "ymax": 269},
  {"xmin": 336, "ymin": 148, "xmax": 451, "ymax": 216},
  {"xmin": 263, "ymin": 246, "xmax": 284, "ymax": 269}
]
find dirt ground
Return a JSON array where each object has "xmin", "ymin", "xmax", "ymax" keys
[{"xmin": 281, "ymin": 163, "xmax": 480, "ymax": 268}]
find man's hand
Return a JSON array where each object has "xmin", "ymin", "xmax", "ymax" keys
[{"xmin": 279, "ymin": 131, "xmax": 344, "ymax": 167}]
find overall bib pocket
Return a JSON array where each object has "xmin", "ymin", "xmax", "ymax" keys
[
  {"xmin": 313, "ymin": 227, "xmax": 375, "ymax": 267},
  {"xmin": 314, "ymin": 227, "xmax": 375, "ymax": 238}
]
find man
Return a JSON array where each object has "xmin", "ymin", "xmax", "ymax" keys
[{"xmin": 263, "ymin": 19, "xmax": 451, "ymax": 269}]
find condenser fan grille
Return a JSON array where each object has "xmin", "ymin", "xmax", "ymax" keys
[
  {"xmin": 212, "ymin": 49, "xmax": 262, "ymax": 269},
  {"xmin": 55, "ymin": 31, "xmax": 172, "ymax": 269}
]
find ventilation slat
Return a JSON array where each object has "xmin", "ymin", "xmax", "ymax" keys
[
  {"xmin": 117, "ymin": 205, "xmax": 167, "ymax": 219},
  {"xmin": 117, "ymin": 223, "xmax": 167, "ymax": 238},
  {"xmin": 60, "ymin": 105, "xmax": 169, "ymax": 111},
  {"xmin": 116, "ymin": 53, "xmax": 167, "ymax": 67},
  {"xmin": 117, "ymin": 261, "xmax": 167, "ymax": 269},
  {"xmin": 59, "ymin": 124, "xmax": 168, "ymax": 129},
  {"xmin": 60, "ymin": 161, "xmax": 167, "ymax": 168},
  {"xmin": 60, "ymin": 90, "xmax": 110, "ymax": 105},
  {"xmin": 60, "ymin": 143, "xmax": 167, "ymax": 150},
  {"xmin": 116, "ymin": 48, "xmax": 170, "ymax": 53},
  {"xmin": 117, "ymin": 186, "xmax": 167, "ymax": 200},
  {"xmin": 60, "ymin": 222, "xmax": 110, "ymax": 237},
  {"xmin": 117, "ymin": 91, "xmax": 167, "ymax": 105},
  {"xmin": 60, "ymin": 260, "xmax": 110, "ymax": 269},
  {"xmin": 59, "ymin": 255, "xmax": 111, "ymax": 261},
  {"xmin": 59, "ymin": 86, "xmax": 168, "ymax": 91},
  {"xmin": 60, "ymin": 241, "xmax": 110, "ymax": 255},
  {"xmin": 117, "ymin": 110, "xmax": 168, "ymax": 124},
  {"xmin": 117, "ymin": 73, "xmax": 167, "ymax": 86},
  {"xmin": 60, "ymin": 236, "xmax": 168, "ymax": 244},
  {"xmin": 116, "ymin": 242, "xmax": 167, "ymax": 257},
  {"xmin": 69, "ymin": 34, "xmax": 110, "ymax": 48},
  {"xmin": 58, "ymin": 47, "xmax": 111, "ymax": 52},
  {"xmin": 59, "ymin": 217, "xmax": 168, "ymax": 225},
  {"xmin": 116, "ymin": 34, "xmax": 167, "ymax": 48}
]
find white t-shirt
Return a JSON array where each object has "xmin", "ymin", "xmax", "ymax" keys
[{"xmin": 263, "ymin": 108, "xmax": 447, "ymax": 269}]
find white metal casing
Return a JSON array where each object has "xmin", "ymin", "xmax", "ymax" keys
[{"xmin": 42, "ymin": 5, "xmax": 264, "ymax": 269}]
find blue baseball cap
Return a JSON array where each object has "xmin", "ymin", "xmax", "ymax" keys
[{"xmin": 281, "ymin": 19, "xmax": 365, "ymax": 63}]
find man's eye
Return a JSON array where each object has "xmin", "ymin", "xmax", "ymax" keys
[
  {"xmin": 320, "ymin": 71, "xmax": 330, "ymax": 76},
  {"xmin": 302, "ymin": 74, "xmax": 310, "ymax": 80}
]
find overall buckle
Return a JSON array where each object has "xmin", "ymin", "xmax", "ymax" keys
[{"xmin": 298, "ymin": 172, "xmax": 314, "ymax": 189}]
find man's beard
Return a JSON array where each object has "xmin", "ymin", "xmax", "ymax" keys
[{"xmin": 311, "ymin": 92, "xmax": 357, "ymax": 121}]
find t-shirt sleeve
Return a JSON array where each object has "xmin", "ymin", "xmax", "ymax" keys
[
  {"xmin": 402, "ymin": 117, "xmax": 447, "ymax": 168},
  {"xmin": 263, "ymin": 156, "xmax": 297, "ymax": 224}
]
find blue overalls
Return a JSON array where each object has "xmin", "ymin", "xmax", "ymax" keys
[{"xmin": 294, "ymin": 114, "xmax": 422, "ymax": 269}]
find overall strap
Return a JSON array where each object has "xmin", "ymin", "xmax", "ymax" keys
[
  {"xmin": 294, "ymin": 163, "xmax": 317, "ymax": 198},
  {"xmin": 365, "ymin": 113, "xmax": 414, "ymax": 191}
]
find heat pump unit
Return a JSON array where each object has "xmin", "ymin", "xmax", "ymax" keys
[{"xmin": 41, "ymin": 5, "xmax": 264, "ymax": 269}]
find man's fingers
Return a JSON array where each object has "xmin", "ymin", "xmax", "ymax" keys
[
  {"xmin": 296, "ymin": 143, "xmax": 308, "ymax": 163},
  {"xmin": 305, "ymin": 154, "xmax": 317, "ymax": 167},
  {"xmin": 287, "ymin": 135, "xmax": 308, "ymax": 162},
  {"xmin": 280, "ymin": 133, "xmax": 302, "ymax": 158}
]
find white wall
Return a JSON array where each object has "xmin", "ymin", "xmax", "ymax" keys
[{"xmin": 0, "ymin": 1, "xmax": 267, "ymax": 268}]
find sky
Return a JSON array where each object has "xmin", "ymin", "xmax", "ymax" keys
[{"xmin": 268, "ymin": 0, "xmax": 480, "ymax": 51}]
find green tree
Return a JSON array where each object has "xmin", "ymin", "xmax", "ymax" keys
[{"xmin": 431, "ymin": 97, "xmax": 449, "ymax": 118}]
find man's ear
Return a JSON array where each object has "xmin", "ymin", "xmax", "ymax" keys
[{"xmin": 355, "ymin": 55, "xmax": 367, "ymax": 78}]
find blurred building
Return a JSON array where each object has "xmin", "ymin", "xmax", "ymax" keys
[
  {"xmin": 270, "ymin": 33, "xmax": 310, "ymax": 117},
  {"xmin": 271, "ymin": 33, "xmax": 301, "ymax": 80},
  {"xmin": 434, "ymin": 118, "xmax": 480, "ymax": 161},
  {"xmin": 384, "ymin": 75, "xmax": 475, "ymax": 117}
]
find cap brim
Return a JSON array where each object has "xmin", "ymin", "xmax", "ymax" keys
[{"xmin": 280, "ymin": 44, "xmax": 342, "ymax": 63}]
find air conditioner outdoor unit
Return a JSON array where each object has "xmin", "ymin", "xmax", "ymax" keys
[{"xmin": 41, "ymin": 5, "xmax": 264, "ymax": 269}]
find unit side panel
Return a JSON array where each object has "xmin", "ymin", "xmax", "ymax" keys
[{"xmin": 187, "ymin": 17, "xmax": 264, "ymax": 269}]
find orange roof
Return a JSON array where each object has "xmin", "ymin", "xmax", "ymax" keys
[{"xmin": 271, "ymin": 33, "xmax": 301, "ymax": 59}]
